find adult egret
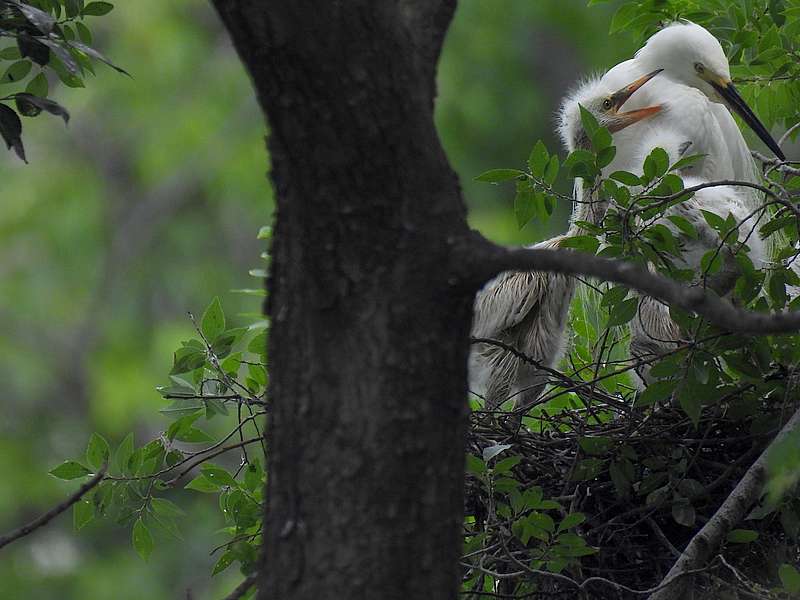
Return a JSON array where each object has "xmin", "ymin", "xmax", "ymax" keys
[
  {"xmin": 604, "ymin": 21, "xmax": 784, "ymax": 172},
  {"xmin": 469, "ymin": 71, "xmax": 663, "ymax": 411}
]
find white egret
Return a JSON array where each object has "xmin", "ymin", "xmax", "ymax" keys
[
  {"xmin": 603, "ymin": 20, "xmax": 784, "ymax": 175},
  {"xmin": 470, "ymin": 71, "xmax": 663, "ymax": 411}
]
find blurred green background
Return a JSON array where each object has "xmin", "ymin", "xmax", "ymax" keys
[{"xmin": 0, "ymin": 1, "xmax": 636, "ymax": 598}]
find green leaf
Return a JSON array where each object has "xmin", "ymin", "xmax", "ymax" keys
[
  {"xmin": 609, "ymin": 3, "xmax": 639, "ymax": 34},
  {"xmin": 609, "ymin": 170, "xmax": 640, "ymax": 186},
  {"xmin": 528, "ymin": 512, "xmax": 556, "ymax": 533},
  {"xmin": 86, "ymin": 432, "xmax": 110, "ymax": 470},
  {"xmin": 466, "ymin": 454, "xmax": 486, "ymax": 475},
  {"xmin": 151, "ymin": 497, "xmax": 185, "ymax": 518},
  {"xmin": 514, "ymin": 184, "xmax": 537, "ymax": 229},
  {"xmin": 170, "ymin": 346, "xmax": 206, "ymax": 375},
  {"xmin": 0, "ymin": 60, "xmax": 32, "ymax": 84},
  {"xmin": 474, "ymin": 168, "xmax": 525, "ymax": 183},
  {"xmin": 667, "ymin": 215, "xmax": 699, "ymax": 239},
  {"xmin": 25, "ymin": 72, "xmax": 48, "ymax": 97},
  {"xmin": 644, "ymin": 147, "xmax": 669, "ymax": 180},
  {"xmin": 50, "ymin": 460, "xmax": 91, "ymax": 480},
  {"xmin": 670, "ymin": 153, "xmax": 705, "ymax": 171},
  {"xmin": 677, "ymin": 383, "xmax": 702, "ymax": 427},
  {"xmin": 779, "ymin": 563, "xmax": 800, "ymax": 593},
  {"xmin": 578, "ymin": 105, "xmax": 599, "ymax": 140},
  {"xmin": 559, "ymin": 235, "xmax": 599, "ymax": 254},
  {"xmin": 82, "ymin": 1, "xmax": 115, "ymax": 16},
  {"xmin": 201, "ymin": 297, "xmax": 226, "ymax": 342},
  {"xmin": 726, "ymin": 528, "xmax": 759, "ymax": 543},
  {"xmin": 200, "ymin": 463, "xmax": 238, "ymax": 487},
  {"xmin": 212, "ymin": 551, "xmax": 235, "ymax": 576},
  {"xmin": 132, "ymin": 518, "xmax": 154, "ymax": 561},
  {"xmin": 257, "ymin": 225, "xmax": 272, "ymax": 240},
  {"xmin": 114, "ymin": 432, "xmax": 135, "ymax": 474},
  {"xmin": 570, "ymin": 458, "xmax": 604, "ymax": 481},
  {"xmin": 528, "ymin": 140, "xmax": 548, "ymax": 178},
  {"xmin": 185, "ymin": 474, "xmax": 220, "ymax": 493},
  {"xmin": 596, "ymin": 145, "xmax": 616, "ymax": 169},
  {"xmin": 578, "ymin": 436, "xmax": 612, "ymax": 456},
  {"xmin": 558, "ymin": 513, "xmax": 586, "ymax": 532},
  {"xmin": 73, "ymin": 496, "xmax": 94, "ymax": 531},
  {"xmin": 607, "ymin": 297, "xmax": 638, "ymax": 327},
  {"xmin": 544, "ymin": 155, "xmax": 559, "ymax": 185},
  {"xmin": 635, "ymin": 379, "xmax": 677, "ymax": 406}
]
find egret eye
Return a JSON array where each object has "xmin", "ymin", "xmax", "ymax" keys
[
  {"xmin": 602, "ymin": 98, "xmax": 613, "ymax": 110},
  {"xmin": 694, "ymin": 62, "xmax": 705, "ymax": 74}
]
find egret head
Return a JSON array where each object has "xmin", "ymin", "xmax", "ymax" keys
[
  {"xmin": 558, "ymin": 70, "xmax": 663, "ymax": 152},
  {"xmin": 637, "ymin": 21, "xmax": 785, "ymax": 159}
]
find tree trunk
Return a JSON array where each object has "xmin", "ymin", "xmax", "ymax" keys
[{"xmin": 210, "ymin": 2, "xmax": 478, "ymax": 598}]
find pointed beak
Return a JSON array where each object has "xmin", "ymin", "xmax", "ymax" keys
[
  {"xmin": 711, "ymin": 79, "xmax": 785, "ymax": 160},
  {"xmin": 609, "ymin": 68, "xmax": 663, "ymax": 111},
  {"xmin": 607, "ymin": 105, "xmax": 663, "ymax": 133},
  {"xmin": 605, "ymin": 69, "xmax": 664, "ymax": 133}
]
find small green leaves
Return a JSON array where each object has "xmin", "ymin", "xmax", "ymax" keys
[
  {"xmin": 74, "ymin": 496, "xmax": 94, "ymax": 530},
  {"xmin": 0, "ymin": 103, "xmax": 26, "ymax": 162},
  {"xmin": 50, "ymin": 460, "xmax": 91, "ymax": 480},
  {"xmin": 726, "ymin": 528, "xmax": 759, "ymax": 544},
  {"xmin": 474, "ymin": 168, "xmax": 525, "ymax": 183},
  {"xmin": 642, "ymin": 147, "xmax": 669, "ymax": 182},
  {"xmin": 86, "ymin": 433, "xmax": 110, "ymax": 470},
  {"xmin": 528, "ymin": 140, "xmax": 549, "ymax": 177},
  {"xmin": 1, "ymin": 60, "xmax": 32, "ymax": 84},
  {"xmin": 83, "ymin": 2, "xmax": 115, "ymax": 16},
  {"xmin": 185, "ymin": 474, "xmax": 221, "ymax": 493},
  {"xmin": 201, "ymin": 297, "xmax": 226, "ymax": 342},
  {"xmin": 557, "ymin": 513, "xmax": 586, "ymax": 532},
  {"xmin": 514, "ymin": 181, "xmax": 537, "ymax": 229},
  {"xmin": 607, "ymin": 297, "xmax": 638, "ymax": 327},
  {"xmin": 132, "ymin": 518, "xmax": 154, "ymax": 561},
  {"xmin": 114, "ymin": 432, "xmax": 135, "ymax": 474},
  {"xmin": 779, "ymin": 563, "xmax": 800, "ymax": 594}
]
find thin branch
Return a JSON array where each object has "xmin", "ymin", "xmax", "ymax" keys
[
  {"xmin": 470, "ymin": 234, "xmax": 800, "ymax": 335},
  {"xmin": 0, "ymin": 464, "xmax": 107, "ymax": 550},
  {"xmin": 221, "ymin": 572, "xmax": 258, "ymax": 600},
  {"xmin": 648, "ymin": 405, "xmax": 800, "ymax": 600}
]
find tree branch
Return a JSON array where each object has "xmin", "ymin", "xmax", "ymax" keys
[
  {"xmin": 222, "ymin": 572, "xmax": 258, "ymax": 600},
  {"xmin": 468, "ymin": 234, "xmax": 800, "ymax": 335},
  {"xmin": 0, "ymin": 464, "xmax": 107, "ymax": 550},
  {"xmin": 648, "ymin": 405, "xmax": 800, "ymax": 600}
]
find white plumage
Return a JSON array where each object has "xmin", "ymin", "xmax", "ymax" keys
[{"xmin": 470, "ymin": 72, "xmax": 662, "ymax": 410}]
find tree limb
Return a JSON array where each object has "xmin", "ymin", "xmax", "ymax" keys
[
  {"xmin": 469, "ymin": 234, "xmax": 800, "ymax": 335},
  {"xmin": 222, "ymin": 572, "xmax": 258, "ymax": 600},
  {"xmin": 648, "ymin": 405, "xmax": 800, "ymax": 600},
  {"xmin": 0, "ymin": 464, "xmax": 107, "ymax": 550}
]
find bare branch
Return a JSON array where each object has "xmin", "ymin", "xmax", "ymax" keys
[
  {"xmin": 648, "ymin": 405, "xmax": 800, "ymax": 600},
  {"xmin": 0, "ymin": 464, "xmax": 107, "ymax": 550},
  {"xmin": 221, "ymin": 572, "xmax": 258, "ymax": 600},
  {"xmin": 470, "ymin": 234, "xmax": 800, "ymax": 335}
]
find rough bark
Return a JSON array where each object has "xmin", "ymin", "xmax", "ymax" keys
[{"xmin": 210, "ymin": 2, "xmax": 474, "ymax": 598}]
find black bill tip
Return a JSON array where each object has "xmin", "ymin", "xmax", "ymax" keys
[{"xmin": 713, "ymin": 80, "xmax": 786, "ymax": 161}]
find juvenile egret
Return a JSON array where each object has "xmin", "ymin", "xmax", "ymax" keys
[
  {"xmin": 625, "ymin": 128, "xmax": 768, "ymax": 386},
  {"xmin": 470, "ymin": 71, "xmax": 663, "ymax": 411}
]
